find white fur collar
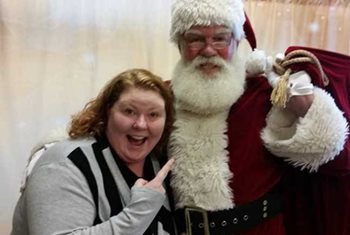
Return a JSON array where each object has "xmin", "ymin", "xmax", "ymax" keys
[
  {"xmin": 169, "ymin": 56, "xmax": 246, "ymax": 210},
  {"xmin": 169, "ymin": 110, "xmax": 234, "ymax": 210}
]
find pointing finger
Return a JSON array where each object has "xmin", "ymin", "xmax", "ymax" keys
[{"xmin": 152, "ymin": 158, "xmax": 175, "ymax": 184}]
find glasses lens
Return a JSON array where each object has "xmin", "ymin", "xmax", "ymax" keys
[
  {"xmin": 183, "ymin": 34, "xmax": 232, "ymax": 50},
  {"xmin": 188, "ymin": 41, "xmax": 205, "ymax": 49},
  {"xmin": 212, "ymin": 41, "xmax": 228, "ymax": 49}
]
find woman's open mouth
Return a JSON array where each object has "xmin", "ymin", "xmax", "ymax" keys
[{"xmin": 127, "ymin": 135, "xmax": 147, "ymax": 146}]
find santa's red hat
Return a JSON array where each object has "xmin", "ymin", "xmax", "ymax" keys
[{"xmin": 170, "ymin": 0, "xmax": 257, "ymax": 50}]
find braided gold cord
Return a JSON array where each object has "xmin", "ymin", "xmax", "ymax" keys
[
  {"xmin": 283, "ymin": 49, "xmax": 329, "ymax": 85},
  {"xmin": 281, "ymin": 57, "xmax": 314, "ymax": 68},
  {"xmin": 269, "ymin": 49, "xmax": 329, "ymax": 108},
  {"xmin": 273, "ymin": 62, "xmax": 286, "ymax": 76},
  {"xmin": 270, "ymin": 68, "xmax": 292, "ymax": 108}
]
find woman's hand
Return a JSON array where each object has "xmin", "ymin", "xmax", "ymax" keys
[{"xmin": 134, "ymin": 158, "xmax": 175, "ymax": 193}]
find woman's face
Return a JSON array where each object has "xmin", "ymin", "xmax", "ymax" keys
[{"xmin": 106, "ymin": 87, "xmax": 166, "ymax": 165}]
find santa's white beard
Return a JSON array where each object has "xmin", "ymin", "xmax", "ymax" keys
[{"xmin": 171, "ymin": 54, "xmax": 246, "ymax": 115}]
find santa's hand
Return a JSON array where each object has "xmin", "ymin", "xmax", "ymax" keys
[
  {"xmin": 134, "ymin": 158, "xmax": 175, "ymax": 194},
  {"xmin": 266, "ymin": 52, "xmax": 314, "ymax": 97},
  {"xmin": 288, "ymin": 71, "xmax": 314, "ymax": 96},
  {"xmin": 285, "ymin": 94, "xmax": 314, "ymax": 117},
  {"xmin": 268, "ymin": 67, "xmax": 315, "ymax": 111},
  {"xmin": 269, "ymin": 70, "xmax": 315, "ymax": 116}
]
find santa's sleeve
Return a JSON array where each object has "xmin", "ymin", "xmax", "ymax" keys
[{"xmin": 261, "ymin": 87, "xmax": 349, "ymax": 172}]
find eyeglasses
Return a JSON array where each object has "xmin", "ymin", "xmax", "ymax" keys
[{"xmin": 182, "ymin": 33, "xmax": 233, "ymax": 50}]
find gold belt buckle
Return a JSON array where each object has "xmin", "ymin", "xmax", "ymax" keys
[{"xmin": 184, "ymin": 206, "xmax": 210, "ymax": 235}]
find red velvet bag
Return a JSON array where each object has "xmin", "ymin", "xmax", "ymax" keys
[
  {"xmin": 279, "ymin": 46, "xmax": 350, "ymax": 235},
  {"xmin": 277, "ymin": 46, "xmax": 350, "ymax": 172}
]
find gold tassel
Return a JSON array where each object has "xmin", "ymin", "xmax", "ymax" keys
[{"xmin": 270, "ymin": 69, "xmax": 291, "ymax": 108}]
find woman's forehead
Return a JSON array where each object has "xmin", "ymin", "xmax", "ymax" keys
[{"xmin": 117, "ymin": 88, "xmax": 164, "ymax": 105}]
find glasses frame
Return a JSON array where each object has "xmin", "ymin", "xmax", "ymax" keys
[{"xmin": 181, "ymin": 32, "xmax": 233, "ymax": 51}]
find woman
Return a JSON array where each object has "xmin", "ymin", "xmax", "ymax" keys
[{"xmin": 11, "ymin": 69, "xmax": 176, "ymax": 235}]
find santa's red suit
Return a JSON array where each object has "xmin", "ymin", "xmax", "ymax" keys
[
  {"xmin": 228, "ymin": 65, "xmax": 350, "ymax": 235},
  {"xmin": 169, "ymin": 60, "xmax": 349, "ymax": 235},
  {"xmin": 167, "ymin": 1, "xmax": 349, "ymax": 234}
]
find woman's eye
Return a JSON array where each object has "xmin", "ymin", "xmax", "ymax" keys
[
  {"xmin": 149, "ymin": 112, "xmax": 159, "ymax": 118},
  {"xmin": 124, "ymin": 108, "xmax": 135, "ymax": 115}
]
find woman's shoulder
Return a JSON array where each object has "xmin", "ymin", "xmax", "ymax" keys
[
  {"xmin": 39, "ymin": 137, "xmax": 95, "ymax": 164},
  {"xmin": 26, "ymin": 137, "xmax": 95, "ymax": 176},
  {"xmin": 19, "ymin": 137, "xmax": 96, "ymax": 193}
]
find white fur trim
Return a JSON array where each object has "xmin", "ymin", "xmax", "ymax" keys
[
  {"xmin": 261, "ymin": 87, "xmax": 349, "ymax": 172},
  {"xmin": 245, "ymin": 49, "xmax": 268, "ymax": 77},
  {"xmin": 170, "ymin": 0, "xmax": 245, "ymax": 43},
  {"xmin": 169, "ymin": 110, "xmax": 234, "ymax": 210}
]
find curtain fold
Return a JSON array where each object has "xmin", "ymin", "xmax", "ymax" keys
[
  {"xmin": 244, "ymin": 0, "xmax": 350, "ymax": 54},
  {"xmin": 257, "ymin": 0, "xmax": 349, "ymax": 6}
]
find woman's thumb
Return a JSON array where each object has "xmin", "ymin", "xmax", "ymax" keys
[{"xmin": 134, "ymin": 178, "xmax": 148, "ymax": 187}]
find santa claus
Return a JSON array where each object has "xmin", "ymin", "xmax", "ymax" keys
[{"xmin": 167, "ymin": 0, "xmax": 349, "ymax": 234}]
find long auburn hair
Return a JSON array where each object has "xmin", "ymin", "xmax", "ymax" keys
[{"xmin": 68, "ymin": 68, "xmax": 174, "ymax": 154}]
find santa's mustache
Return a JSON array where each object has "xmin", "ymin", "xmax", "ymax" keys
[{"xmin": 190, "ymin": 56, "xmax": 227, "ymax": 68}]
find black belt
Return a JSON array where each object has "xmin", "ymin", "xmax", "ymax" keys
[{"xmin": 174, "ymin": 193, "xmax": 282, "ymax": 235}]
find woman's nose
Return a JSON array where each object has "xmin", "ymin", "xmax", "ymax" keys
[{"xmin": 133, "ymin": 115, "xmax": 147, "ymax": 129}]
